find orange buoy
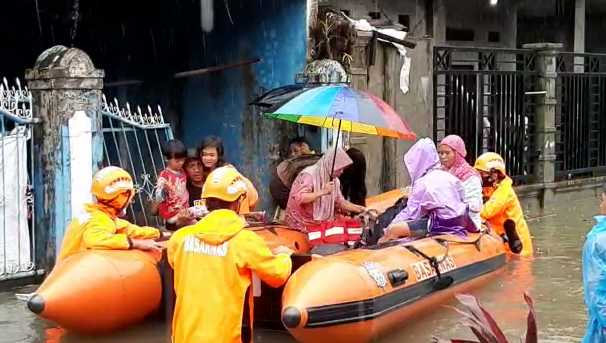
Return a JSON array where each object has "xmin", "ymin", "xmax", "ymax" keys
[
  {"xmin": 27, "ymin": 248, "xmax": 163, "ymax": 334},
  {"xmin": 280, "ymin": 232, "xmax": 506, "ymax": 343}
]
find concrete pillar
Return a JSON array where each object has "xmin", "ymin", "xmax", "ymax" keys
[
  {"xmin": 502, "ymin": 1, "xmax": 518, "ymax": 49},
  {"xmin": 574, "ymin": 0, "xmax": 586, "ymax": 72},
  {"xmin": 522, "ymin": 43, "xmax": 562, "ymax": 209},
  {"xmin": 432, "ymin": 0, "xmax": 446, "ymax": 45},
  {"xmin": 25, "ymin": 46, "xmax": 104, "ymax": 271}
]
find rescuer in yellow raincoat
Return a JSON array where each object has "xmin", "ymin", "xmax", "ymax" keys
[
  {"xmin": 167, "ymin": 166, "xmax": 293, "ymax": 343},
  {"xmin": 57, "ymin": 166, "xmax": 168, "ymax": 263},
  {"xmin": 474, "ymin": 152, "xmax": 533, "ymax": 257}
]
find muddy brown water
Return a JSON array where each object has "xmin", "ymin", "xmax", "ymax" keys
[{"xmin": 0, "ymin": 198, "xmax": 597, "ymax": 343}]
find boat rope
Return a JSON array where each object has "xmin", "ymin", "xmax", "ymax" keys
[{"xmin": 404, "ymin": 241, "xmax": 451, "ymax": 280}]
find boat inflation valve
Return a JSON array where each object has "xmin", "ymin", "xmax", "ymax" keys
[
  {"xmin": 387, "ymin": 269, "xmax": 409, "ymax": 287},
  {"xmin": 27, "ymin": 294, "xmax": 45, "ymax": 314},
  {"xmin": 282, "ymin": 306, "xmax": 302, "ymax": 328}
]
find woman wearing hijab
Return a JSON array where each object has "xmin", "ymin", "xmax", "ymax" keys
[
  {"xmin": 378, "ymin": 138, "xmax": 476, "ymax": 243},
  {"xmin": 438, "ymin": 135, "xmax": 483, "ymax": 230},
  {"xmin": 285, "ymin": 146, "xmax": 366, "ymax": 232}
]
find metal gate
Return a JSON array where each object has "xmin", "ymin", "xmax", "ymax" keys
[
  {"xmin": 433, "ymin": 46, "xmax": 538, "ymax": 184},
  {"xmin": 0, "ymin": 78, "xmax": 42, "ymax": 280},
  {"xmin": 100, "ymin": 95, "xmax": 173, "ymax": 227}
]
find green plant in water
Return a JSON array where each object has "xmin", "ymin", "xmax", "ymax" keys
[{"xmin": 433, "ymin": 293, "xmax": 538, "ymax": 343}]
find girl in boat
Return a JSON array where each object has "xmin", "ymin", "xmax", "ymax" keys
[
  {"xmin": 378, "ymin": 138, "xmax": 476, "ymax": 243},
  {"xmin": 438, "ymin": 134, "xmax": 483, "ymax": 230},
  {"xmin": 284, "ymin": 146, "xmax": 366, "ymax": 232},
  {"xmin": 198, "ymin": 136, "xmax": 260, "ymax": 218}
]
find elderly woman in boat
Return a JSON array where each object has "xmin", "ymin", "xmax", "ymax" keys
[
  {"xmin": 438, "ymin": 134, "xmax": 483, "ymax": 230},
  {"xmin": 284, "ymin": 146, "xmax": 366, "ymax": 232},
  {"xmin": 378, "ymin": 138, "xmax": 477, "ymax": 243}
]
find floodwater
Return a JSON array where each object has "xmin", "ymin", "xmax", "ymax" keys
[{"xmin": 0, "ymin": 198, "xmax": 598, "ymax": 343}]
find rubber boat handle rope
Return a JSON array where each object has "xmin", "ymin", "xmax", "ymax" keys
[
  {"xmin": 405, "ymin": 242, "xmax": 451, "ymax": 280},
  {"xmin": 432, "ymin": 229, "xmax": 487, "ymax": 253},
  {"xmin": 353, "ymin": 209, "xmax": 380, "ymax": 249}
]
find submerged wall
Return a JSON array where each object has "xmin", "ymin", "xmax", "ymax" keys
[{"xmin": 181, "ymin": 0, "xmax": 307, "ymax": 209}]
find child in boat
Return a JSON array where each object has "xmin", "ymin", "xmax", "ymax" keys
[
  {"xmin": 285, "ymin": 145, "xmax": 366, "ymax": 232},
  {"xmin": 57, "ymin": 166, "xmax": 168, "ymax": 264},
  {"xmin": 167, "ymin": 166, "xmax": 293, "ymax": 343},
  {"xmin": 289, "ymin": 136, "xmax": 315, "ymax": 157},
  {"xmin": 581, "ymin": 182, "xmax": 606, "ymax": 343},
  {"xmin": 156, "ymin": 139, "xmax": 190, "ymax": 231},
  {"xmin": 199, "ymin": 136, "xmax": 260, "ymax": 217},
  {"xmin": 473, "ymin": 152, "xmax": 532, "ymax": 256},
  {"xmin": 378, "ymin": 138, "xmax": 476, "ymax": 244}
]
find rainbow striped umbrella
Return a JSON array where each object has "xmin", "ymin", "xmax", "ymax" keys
[{"xmin": 262, "ymin": 85, "xmax": 417, "ymax": 139}]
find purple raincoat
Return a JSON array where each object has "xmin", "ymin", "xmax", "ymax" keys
[{"xmin": 390, "ymin": 138, "xmax": 474, "ymax": 237}]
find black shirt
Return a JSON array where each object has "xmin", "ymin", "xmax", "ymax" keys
[{"xmin": 186, "ymin": 182, "xmax": 204, "ymax": 207}]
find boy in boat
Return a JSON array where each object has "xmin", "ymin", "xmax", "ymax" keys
[
  {"xmin": 289, "ymin": 136, "xmax": 315, "ymax": 157},
  {"xmin": 581, "ymin": 182, "xmax": 606, "ymax": 343},
  {"xmin": 156, "ymin": 139, "xmax": 190, "ymax": 231},
  {"xmin": 473, "ymin": 152, "xmax": 532, "ymax": 256},
  {"xmin": 57, "ymin": 166, "xmax": 168, "ymax": 264},
  {"xmin": 167, "ymin": 166, "xmax": 293, "ymax": 343}
]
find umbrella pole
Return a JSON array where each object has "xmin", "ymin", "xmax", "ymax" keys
[{"xmin": 329, "ymin": 120, "xmax": 343, "ymax": 181}]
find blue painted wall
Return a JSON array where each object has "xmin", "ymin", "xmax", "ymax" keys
[{"xmin": 182, "ymin": 0, "xmax": 308, "ymax": 209}]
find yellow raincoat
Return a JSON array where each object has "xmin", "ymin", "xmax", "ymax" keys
[
  {"xmin": 57, "ymin": 203, "xmax": 161, "ymax": 263},
  {"xmin": 167, "ymin": 209, "xmax": 292, "ymax": 343},
  {"xmin": 481, "ymin": 177, "xmax": 533, "ymax": 256}
]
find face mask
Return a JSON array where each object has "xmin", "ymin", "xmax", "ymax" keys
[{"xmin": 481, "ymin": 176, "xmax": 494, "ymax": 188}]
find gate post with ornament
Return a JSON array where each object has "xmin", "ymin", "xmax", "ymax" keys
[{"xmin": 25, "ymin": 45, "xmax": 105, "ymax": 272}]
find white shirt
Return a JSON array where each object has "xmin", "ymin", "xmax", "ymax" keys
[{"xmin": 462, "ymin": 175, "xmax": 483, "ymax": 230}]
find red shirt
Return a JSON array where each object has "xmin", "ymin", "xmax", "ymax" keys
[{"xmin": 157, "ymin": 169, "xmax": 189, "ymax": 220}]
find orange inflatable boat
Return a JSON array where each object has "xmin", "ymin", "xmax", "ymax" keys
[
  {"xmin": 26, "ymin": 224, "xmax": 310, "ymax": 334},
  {"xmin": 27, "ymin": 188, "xmax": 506, "ymax": 341},
  {"xmin": 280, "ymin": 232, "xmax": 506, "ymax": 343},
  {"xmin": 275, "ymin": 188, "xmax": 506, "ymax": 343}
]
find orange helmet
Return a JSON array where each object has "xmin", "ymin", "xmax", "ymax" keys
[
  {"xmin": 202, "ymin": 166, "xmax": 247, "ymax": 202},
  {"xmin": 474, "ymin": 152, "xmax": 506, "ymax": 175},
  {"xmin": 91, "ymin": 166, "xmax": 136, "ymax": 210}
]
